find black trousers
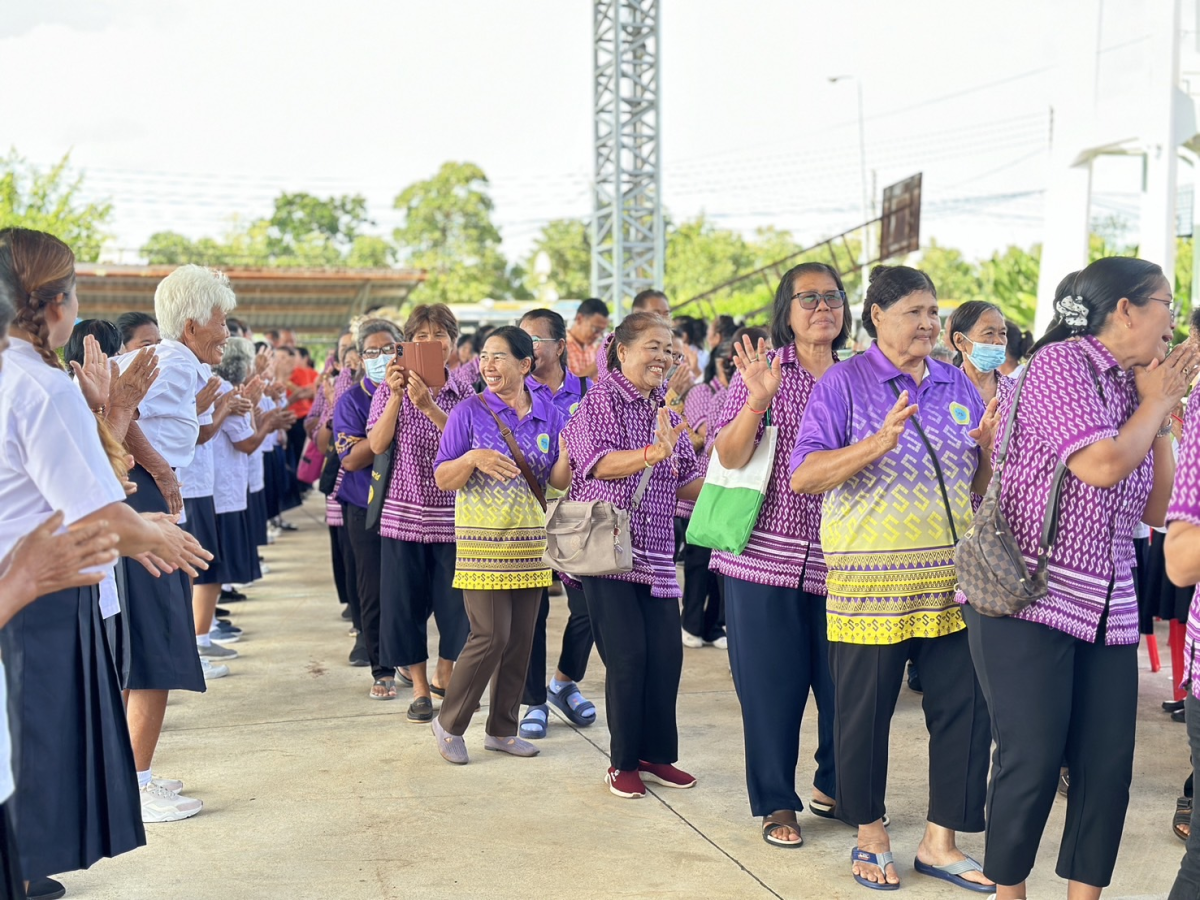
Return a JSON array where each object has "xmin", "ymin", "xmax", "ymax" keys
[
  {"xmin": 828, "ymin": 627, "xmax": 989, "ymax": 831},
  {"xmin": 523, "ymin": 584, "xmax": 594, "ymax": 706},
  {"xmin": 335, "ymin": 522, "xmax": 362, "ymax": 631},
  {"xmin": 964, "ymin": 604, "xmax": 1137, "ymax": 888},
  {"xmin": 0, "ymin": 802, "xmax": 21, "ymax": 900},
  {"xmin": 1171, "ymin": 694, "xmax": 1200, "ymax": 899},
  {"xmin": 341, "ymin": 503, "xmax": 388, "ymax": 680},
  {"xmin": 581, "ymin": 577, "xmax": 682, "ymax": 771},
  {"xmin": 329, "ymin": 525, "xmax": 350, "ymax": 607},
  {"xmin": 680, "ymin": 538, "xmax": 725, "ymax": 642},
  {"xmin": 379, "ymin": 538, "xmax": 467, "ymax": 669},
  {"xmin": 725, "ymin": 577, "xmax": 835, "ymax": 816}
]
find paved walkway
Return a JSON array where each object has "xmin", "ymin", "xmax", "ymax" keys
[{"xmin": 66, "ymin": 496, "xmax": 1188, "ymax": 899}]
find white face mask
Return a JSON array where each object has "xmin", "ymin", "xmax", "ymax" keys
[{"xmin": 363, "ymin": 354, "xmax": 392, "ymax": 383}]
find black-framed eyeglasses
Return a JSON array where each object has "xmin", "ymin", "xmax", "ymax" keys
[
  {"xmin": 671, "ymin": 352, "xmax": 685, "ymax": 365},
  {"xmin": 792, "ymin": 290, "xmax": 847, "ymax": 309},
  {"xmin": 360, "ymin": 344, "xmax": 397, "ymax": 360},
  {"xmin": 1146, "ymin": 295, "xmax": 1177, "ymax": 320}
]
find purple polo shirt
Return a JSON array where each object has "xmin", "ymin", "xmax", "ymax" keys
[
  {"xmin": 562, "ymin": 369, "xmax": 702, "ymax": 598},
  {"xmin": 960, "ymin": 335, "xmax": 1152, "ymax": 646},
  {"xmin": 791, "ymin": 344, "xmax": 983, "ymax": 645},
  {"xmin": 435, "ymin": 386, "xmax": 568, "ymax": 590},
  {"xmin": 676, "ymin": 382, "xmax": 728, "ymax": 519},
  {"xmin": 332, "ymin": 377, "xmax": 378, "ymax": 510},
  {"xmin": 710, "ymin": 343, "xmax": 829, "ymax": 594},
  {"xmin": 1168, "ymin": 398, "xmax": 1200, "ymax": 697},
  {"xmin": 367, "ymin": 370, "xmax": 470, "ymax": 543},
  {"xmin": 324, "ymin": 367, "xmax": 356, "ymax": 527},
  {"xmin": 528, "ymin": 370, "xmax": 590, "ymax": 419}
]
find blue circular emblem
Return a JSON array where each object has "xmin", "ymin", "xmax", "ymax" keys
[{"xmin": 538, "ymin": 433, "xmax": 551, "ymax": 453}]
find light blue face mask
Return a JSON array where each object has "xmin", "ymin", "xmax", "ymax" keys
[
  {"xmin": 363, "ymin": 354, "xmax": 392, "ymax": 384},
  {"xmin": 960, "ymin": 336, "xmax": 1007, "ymax": 374}
]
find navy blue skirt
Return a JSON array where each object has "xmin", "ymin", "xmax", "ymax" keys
[
  {"xmin": 121, "ymin": 466, "xmax": 206, "ymax": 692},
  {"xmin": 0, "ymin": 801, "xmax": 22, "ymax": 900},
  {"xmin": 182, "ymin": 495, "xmax": 222, "ymax": 586},
  {"xmin": 104, "ymin": 559, "xmax": 132, "ymax": 689},
  {"xmin": 264, "ymin": 447, "xmax": 286, "ymax": 519},
  {"xmin": 215, "ymin": 509, "xmax": 257, "ymax": 585},
  {"xmin": 248, "ymin": 488, "xmax": 269, "ymax": 547},
  {"xmin": 0, "ymin": 585, "xmax": 145, "ymax": 879}
]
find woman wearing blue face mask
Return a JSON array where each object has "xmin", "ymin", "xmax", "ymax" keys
[{"xmin": 947, "ymin": 301, "xmax": 1014, "ymax": 407}]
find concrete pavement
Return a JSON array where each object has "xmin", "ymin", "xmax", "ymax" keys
[{"xmin": 63, "ymin": 496, "xmax": 1190, "ymax": 900}]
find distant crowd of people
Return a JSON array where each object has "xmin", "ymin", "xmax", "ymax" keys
[{"xmin": 1, "ymin": 223, "xmax": 1200, "ymax": 900}]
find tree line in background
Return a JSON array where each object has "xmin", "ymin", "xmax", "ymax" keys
[{"xmin": 1, "ymin": 150, "xmax": 1193, "ymax": 332}]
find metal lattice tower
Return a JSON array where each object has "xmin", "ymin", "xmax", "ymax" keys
[{"xmin": 591, "ymin": 0, "xmax": 663, "ymax": 321}]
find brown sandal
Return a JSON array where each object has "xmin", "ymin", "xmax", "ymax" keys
[
  {"xmin": 1176, "ymin": 796, "xmax": 1192, "ymax": 842},
  {"xmin": 762, "ymin": 810, "xmax": 803, "ymax": 848}
]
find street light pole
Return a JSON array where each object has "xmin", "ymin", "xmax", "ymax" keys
[{"xmin": 830, "ymin": 75, "xmax": 871, "ymax": 297}]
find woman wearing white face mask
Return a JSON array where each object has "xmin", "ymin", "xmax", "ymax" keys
[{"xmin": 946, "ymin": 301, "xmax": 1014, "ymax": 408}]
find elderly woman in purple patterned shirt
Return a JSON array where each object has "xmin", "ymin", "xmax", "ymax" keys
[
  {"xmin": 960, "ymin": 257, "xmax": 1197, "ymax": 900},
  {"xmin": 711, "ymin": 263, "xmax": 847, "ymax": 849},
  {"xmin": 367, "ymin": 304, "xmax": 473, "ymax": 723},
  {"xmin": 562, "ymin": 311, "xmax": 703, "ymax": 800}
]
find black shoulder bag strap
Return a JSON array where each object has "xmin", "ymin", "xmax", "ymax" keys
[{"xmin": 887, "ymin": 379, "xmax": 959, "ymax": 544}]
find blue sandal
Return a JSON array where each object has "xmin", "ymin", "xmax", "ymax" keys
[
  {"xmin": 519, "ymin": 704, "xmax": 548, "ymax": 739},
  {"xmin": 851, "ymin": 847, "xmax": 900, "ymax": 891},
  {"xmin": 913, "ymin": 855, "xmax": 994, "ymax": 893},
  {"xmin": 547, "ymin": 681, "xmax": 596, "ymax": 727}
]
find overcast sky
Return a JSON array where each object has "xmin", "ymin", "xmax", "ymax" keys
[{"xmin": 0, "ymin": 0, "xmax": 1172, "ymax": 267}]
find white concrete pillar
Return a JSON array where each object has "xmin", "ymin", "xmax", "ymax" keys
[{"xmin": 1140, "ymin": 0, "xmax": 1182, "ymax": 285}]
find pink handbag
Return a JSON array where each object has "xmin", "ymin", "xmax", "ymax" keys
[{"xmin": 296, "ymin": 439, "xmax": 325, "ymax": 484}]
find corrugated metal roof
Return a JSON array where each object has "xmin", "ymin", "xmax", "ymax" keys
[{"xmin": 74, "ymin": 264, "xmax": 426, "ymax": 333}]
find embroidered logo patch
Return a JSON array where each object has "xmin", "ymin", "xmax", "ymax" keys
[
  {"xmin": 949, "ymin": 401, "xmax": 971, "ymax": 426},
  {"xmin": 538, "ymin": 433, "xmax": 551, "ymax": 453},
  {"xmin": 569, "ymin": 402, "xmax": 580, "ymax": 415}
]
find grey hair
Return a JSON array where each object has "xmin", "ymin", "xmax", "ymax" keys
[
  {"xmin": 356, "ymin": 317, "xmax": 402, "ymax": 353},
  {"xmin": 154, "ymin": 264, "xmax": 237, "ymax": 340},
  {"xmin": 214, "ymin": 336, "xmax": 255, "ymax": 385}
]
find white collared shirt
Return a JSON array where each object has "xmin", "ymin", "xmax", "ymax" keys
[
  {"xmin": 213, "ymin": 381, "xmax": 254, "ymax": 514},
  {"xmin": 116, "ymin": 339, "xmax": 208, "ymax": 468},
  {"xmin": 0, "ymin": 340, "xmax": 125, "ymax": 560}
]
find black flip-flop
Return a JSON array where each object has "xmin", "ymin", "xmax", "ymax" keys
[{"xmin": 762, "ymin": 812, "xmax": 803, "ymax": 848}]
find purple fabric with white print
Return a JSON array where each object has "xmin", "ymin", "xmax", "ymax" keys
[
  {"xmin": 675, "ymin": 382, "xmax": 728, "ymax": 519},
  {"xmin": 366, "ymin": 368, "xmax": 470, "ymax": 543},
  {"xmin": 709, "ymin": 343, "xmax": 829, "ymax": 594},
  {"xmin": 562, "ymin": 369, "xmax": 701, "ymax": 598},
  {"xmin": 1168, "ymin": 397, "xmax": 1200, "ymax": 698},
  {"xmin": 955, "ymin": 336, "xmax": 1152, "ymax": 646}
]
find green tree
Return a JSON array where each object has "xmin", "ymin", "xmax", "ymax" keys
[
  {"xmin": 0, "ymin": 151, "xmax": 113, "ymax": 261},
  {"xmin": 345, "ymin": 235, "xmax": 395, "ymax": 268},
  {"xmin": 979, "ymin": 244, "xmax": 1040, "ymax": 329},
  {"xmin": 392, "ymin": 162, "xmax": 510, "ymax": 303},
  {"xmin": 523, "ymin": 218, "xmax": 591, "ymax": 299},
  {"xmin": 915, "ymin": 239, "xmax": 983, "ymax": 302},
  {"xmin": 267, "ymin": 192, "xmax": 372, "ymax": 263}
]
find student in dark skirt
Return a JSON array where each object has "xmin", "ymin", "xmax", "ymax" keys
[
  {"xmin": 0, "ymin": 227, "xmax": 211, "ymax": 887},
  {"xmin": 116, "ymin": 262, "xmax": 239, "ymax": 823}
]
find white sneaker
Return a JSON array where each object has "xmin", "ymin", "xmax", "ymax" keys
[
  {"xmin": 151, "ymin": 776, "xmax": 184, "ymax": 793},
  {"xmin": 197, "ymin": 641, "xmax": 238, "ymax": 660},
  {"xmin": 140, "ymin": 782, "xmax": 202, "ymax": 822},
  {"xmin": 201, "ymin": 658, "xmax": 230, "ymax": 680},
  {"xmin": 259, "ymin": 562, "xmax": 271, "ymax": 575},
  {"xmin": 209, "ymin": 629, "xmax": 240, "ymax": 645},
  {"xmin": 710, "ymin": 635, "xmax": 728, "ymax": 650},
  {"xmin": 681, "ymin": 628, "xmax": 704, "ymax": 649}
]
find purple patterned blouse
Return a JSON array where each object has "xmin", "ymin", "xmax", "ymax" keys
[
  {"xmin": 1168, "ymin": 397, "xmax": 1200, "ymax": 697},
  {"xmin": 710, "ymin": 343, "xmax": 829, "ymax": 594},
  {"xmin": 324, "ymin": 367, "xmax": 356, "ymax": 527},
  {"xmin": 956, "ymin": 336, "xmax": 1152, "ymax": 645},
  {"xmin": 367, "ymin": 368, "xmax": 471, "ymax": 544},
  {"xmin": 562, "ymin": 369, "xmax": 702, "ymax": 598}
]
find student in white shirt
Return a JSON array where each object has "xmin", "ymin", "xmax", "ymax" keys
[{"xmin": 0, "ymin": 228, "xmax": 210, "ymax": 890}]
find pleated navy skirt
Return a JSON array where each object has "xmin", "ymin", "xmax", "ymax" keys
[
  {"xmin": 104, "ymin": 558, "xmax": 132, "ymax": 689},
  {"xmin": 182, "ymin": 494, "xmax": 222, "ymax": 586},
  {"xmin": 248, "ymin": 488, "xmax": 269, "ymax": 547},
  {"xmin": 215, "ymin": 509, "xmax": 257, "ymax": 585},
  {"xmin": 0, "ymin": 585, "xmax": 145, "ymax": 879},
  {"xmin": 264, "ymin": 447, "xmax": 285, "ymax": 519},
  {"xmin": 121, "ymin": 466, "xmax": 206, "ymax": 693}
]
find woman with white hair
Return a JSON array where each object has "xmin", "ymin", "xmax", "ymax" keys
[{"xmin": 115, "ymin": 262, "xmax": 237, "ymax": 823}]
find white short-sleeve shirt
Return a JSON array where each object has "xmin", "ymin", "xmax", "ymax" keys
[
  {"xmin": 0, "ymin": 340, "xmax": 126, "ymax": 560},
  {"xmin": 116, "ymin": 339, "xmax": 208, "ymax": 469},
  {"xmin": 177, "ymin": 381, "xmax": 219, "ymax": 500},
  {"xmin": 213, "ymin": 382, "xmax": 254, "ymax": 514}
]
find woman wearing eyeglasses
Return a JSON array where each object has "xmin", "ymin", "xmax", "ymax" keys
[
  {"xmin": 711, "ymin": 266, "xmax": 842, "ymax": 849},
  {"xmin": 333, "ymin": 318, "xmax": 402, "ymax": 700},
  {"xmin": 367, "ymin": 304, "xmax": 473, "ymax": 721},
  {"xmin": 790, "ymin": 265, "xmax": 999, "ymax": 892}
]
